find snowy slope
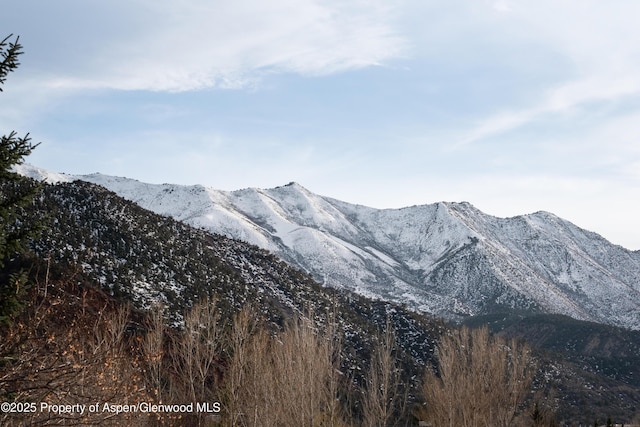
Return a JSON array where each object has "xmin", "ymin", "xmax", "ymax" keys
[{"xmin": 16, "ymin": 164, "xmax": 640, "ymax": 330}]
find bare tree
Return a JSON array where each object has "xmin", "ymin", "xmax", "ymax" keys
[
  {"xmin": 142, "ymin": 302, "xmax": 165, "ymax": 402},
  {"xmin": 319, "ymin": 309, "xmax": 347, "ymax": 427},
  {"xmin": 422, "ymin": 326, "xmax": 535, "ymax": 427},
  {"xmin": 221, "ymin": 306, "xmax": 264, "ymax": 427},
  {"xmin": 272, "ymin": 315, "xmax": 336, "ymax": 425},
  {"xmin": 171, "ymin": 298, "xmax": 222, "ymax": 405},
  {"xmin": 221, "ymin": 309, "xmax": 349, "ymax": 427},
  {"xmin": 361, "ymin": 318, "xmax": 404, "ymax": 427}
]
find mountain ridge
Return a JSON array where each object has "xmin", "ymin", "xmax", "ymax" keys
[{"xmin": 16, "ymin": 163, "xmax": 640, "ymax": 330}]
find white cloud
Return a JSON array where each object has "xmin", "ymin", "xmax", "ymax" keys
[
  {"xmin": 491, "ymin": 0, "xmax": 512, "ymax": 13},
  {"xmin": 450, "ymin": 1, "xmax": 640, "ymax": 146},
  {"xmin": 21, "ymin": 0, "xmax": 406, "ymax": 92}
]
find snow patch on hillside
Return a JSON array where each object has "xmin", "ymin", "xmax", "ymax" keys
[{"xmin": 17, "ymin": 163, "xmax": 640, "ymax": 330}]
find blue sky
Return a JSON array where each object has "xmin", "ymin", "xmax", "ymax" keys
[{"xmin": 2, "ymin": 0, "xmax": 640, "ymax": 249}]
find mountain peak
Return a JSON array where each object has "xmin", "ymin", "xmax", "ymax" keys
[
  {"xmin": 276, "ymin": 181, "xmax": 308, "ymax": 191},
  {"xmin": 14, "ymin": 164, "xmax": 640, "ymax": 330}
]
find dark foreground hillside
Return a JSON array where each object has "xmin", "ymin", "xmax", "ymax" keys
[
  {"xmin": 1, "ymin": 179, "xmax": 639, "ymax": 425},
  {"xmin": 24, "ymin": 180, "xmax": 442, "ymax": 367}
]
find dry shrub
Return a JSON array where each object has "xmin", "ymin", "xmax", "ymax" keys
[{"xmin": 0, "ymin": 281, "xmax": 152, "ymax": 426}]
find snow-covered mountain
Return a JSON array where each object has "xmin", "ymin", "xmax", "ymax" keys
[{"xmin": 17, "ymin": 164, "xmax": 640, "ymax": 330}]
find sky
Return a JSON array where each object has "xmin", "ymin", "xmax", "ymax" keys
[{"xmin": 1, "ymin": 1, "xmax": 639, "ymax": 250}]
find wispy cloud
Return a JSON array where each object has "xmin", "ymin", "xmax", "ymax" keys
[
  {"xmin": 12, "ymin": 0, "xmax": 406, "ymax": 93},
  {"xmin": 450, "ymin": 1, "xmax": 640, "ymax": 147}
]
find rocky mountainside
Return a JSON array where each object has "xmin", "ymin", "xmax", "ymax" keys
[
  {"xmin": 16, "ymin": 178, "xmax": 441, "ymax": 375},
  {"xmin": 4, "ymin": 173, "xmax": 640, "ymax": 423},
  {"xmin": 17, "ymin": 164, "xmax": 640, "ymax": 330}
]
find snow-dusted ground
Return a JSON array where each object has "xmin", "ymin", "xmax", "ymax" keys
[{"xmin": 16, "ymin": 164, "xmax": 640, "ymax": 330}]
